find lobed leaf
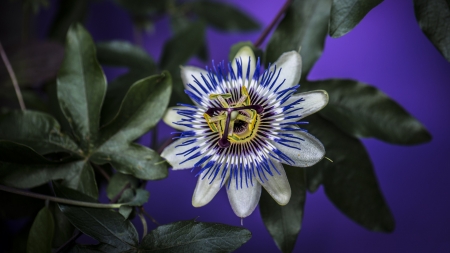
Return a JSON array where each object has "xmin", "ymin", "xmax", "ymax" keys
[
  {"xmin": 96, "ymin": 41, "xmax": 156, "ymax": 71},
  {"xmin": 301, "ymin": 79, "xmax": 431, "ymax": 144},
  {"xmin": 139, "ymin": 220, "xmax": 252, "ymax": 252},
  {"xmin": 106, "ymin": 173, "xmax": 139, "ymax": 200},
  {"xmin": 305, "ymin": 115, "xmax": 395, "ymax": 232},
  {"xmin": 27, "ymin": 207, "xmax": 55, "ymax": 253},
  {"xmin": 266, "ymin": 0, "xmax": 332, "ymax": 80},
  {"xmin": 192, "ymin": 1, "xmax": 260, "ymax": 32},
  {"xmin": 414, "ymin": 0, "xmax": 450, "ymax": 62},
  {"xmin": 329, "ymin": 0, "xmax": 383, "ymax": 38},
  {"xmin": 54, "ymin": 185, "xmax": 139, "ymax": 251},
  {"xmin": 57, "ymin": 23, "xmax": 107, "ymax": 151},
  {"xmin": 61, "ymin": 161, "xmax": 98, "ymax": 199},
  {"xmin": 260, "ymin": 166, "xmax": 306, "ymax": 253}
]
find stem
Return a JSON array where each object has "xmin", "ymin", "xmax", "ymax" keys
[
  {"xmin": 0, "ymin": 185, "xmax": 123, "ymax": 208},
  {"xmin": 92, "ymin": 163, "xmax": 110, "ymax": 182},
  {"xmin": 152, "ymin": 127, "xmax": 158, "ymax": 151},
  {"xmin": 140, "ymin": 206, "xmax": 160, "ymax": 225},
  {"xmin": 110, "ymin": 182, "xmax": 131, "ymax": 203},
  {"xmin": 138, "ymin": 211, "xmax": 148, "ymax": 239},
  {"xmin": 0, "ymin": 42, "xmax": 26, "ymax": 110},
  {"xmin": 254, "ymin": 0, "xmax": 293, "ymax": 48},
  {"xmin": 157, "ymin": 136, "xmax": 175, "ymax": 155}
]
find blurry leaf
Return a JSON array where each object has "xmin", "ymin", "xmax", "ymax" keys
[
  {"xmin": 305, "ymin": 164, "xmax": 323, "ymax": 193},
  {"xmin": 229, "ymin": 41, "xmax": 264, "ymax": 62},
  {"xmin": 114, "ymin": 0, "xmax": 165, "ymax": 16},
  {"xmin": 96, "ymin": 41, "xmax": 156, "ymax": 71},
  {"xmin": 61, "ymin": 161, "xmax": 98, "ymax": 199},
  {"xmin": 54, "ymin": 185, "xmax": 139, "ymax": 251},
  {"xmin": 304, "ymin": 115, "xmax": 395, "ymax": 232},
  {"xmin": 69, "ymin": 243, "xmax": 119, "ymax": 253},
  {"xmin": 329, "ymin": 0, "xmax": 383, "ymax": 37},
  {"xmin": 414, "ymin": 0, "xmax": 450, "ymax": 62},
  {"xmin": 169, "ymin": 73, "xmax": 191, "ymax": 107},
  {"xmin": 260, "ymin": 166, "xmax": 306, "ymax": 253},
  {"xmin": 160, "ymin": 21, "xmax": 205, "ymax": 70},
  {"xmin": 118, "ymin": 206, "xmax": 133, "ymax": 219},
  {"xmin": 106, "ymin": 173, "xmax": 139, "ymax": 200},
  {"xmin": 0, "ymin": 88, "xmax": 48, "ymax": 112},
  {"xmin": 49, "ymin": 0, "xmax": 90, "ymax": 42},
  {"xmin": 301, "ymin": 79, "xmax": 432, "ymax": 144},
  {"xmin": 27, "ymin": 207, "xmax": 54, "ymax": 253},
  {"xmin": 169, "ymin": 14, "xmax": 191, "ymax": 34},
  {"xmin": 192, "ymin": 1, "xmax": 260, "ymax": 31},
  {"xmin": 92, "ymin": 143, "xmax": 168, "ymax": 180},
  {"xmin": 101, "ymin": 70, "xmax": 153, "ymax": 126},
  {"xmin": 266, "ymin": 0, "xmax": 332, "ymax": 80},
  {"xmin": 118, "ymin": 188, "xmax": 149, "ymax": 206},
  {"xmin": 21, "ymin": 0, "xmax": 49, "ymax": 13},
  {"xmin": 0, "ymin": 110, "xmax": 79, "ymax": 155},
  {"xmin": 99, "ymin": 73, "xmax": 171, "ymax": 144},
  {"xmin": 196, "ymin": 40, "xmax": 209, "ymax": 62},
  {"xmin": 0, "ymin": 41, "xmax": 64, "ymax": 87},
  {"xmin": 50, "ymin": 203, "xmax": 75, "ymax": 248},
  {"xmin": 139, "ymin": 220, "xmax": 252, "ymax": 252},
  {"xmin": 57, "ymin": 23, "xmax": 107, "ymax": 151}
]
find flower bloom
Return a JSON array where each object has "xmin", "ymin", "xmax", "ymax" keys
[{"xmin": 162, "ymin": 46, "xmax": 328, "ymax": 218}]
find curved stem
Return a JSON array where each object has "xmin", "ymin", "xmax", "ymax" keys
[
  {"xmin": 138, "ymin": 211, "xmax": 148, "ymax": 239},
  {"xmin": 0, "ymin": 185, "xmax": 122, "ymax": 209},
  {"xmin": 254, "ymin": 0, "xmax": 293, "ymax": 48},
  {"xmin": 0, "ymin": 42, "xmax": 26, "ymax": 110}
]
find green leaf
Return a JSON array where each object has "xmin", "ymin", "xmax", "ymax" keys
[
  {"xmin": 27, "ymin": 207, "xmax": 54, "ymax": 253},
  {"xmin": 118, "ymin": 188, "xmax": 149, "ymax": 206},
  {"xmin": 192, "ymin": 1, "xmax": 260, "ymax": 31},
  {"xmin": 61, "ymin": 161, "xmax": 98, "ymax": 199},
  {"xmin": 414, "ymin": 0, "xmax": 450, "ymax": 62},
  {"xmin": 96, "ymin": 41, "xmax": 156, "ymax": 71},
  {"xmin": 329, "ymin": 0, "xmax": 383, "ymax": 37},
  {"xmin": 106, "ymin": 173, "xmax": 139, "ymax": 200},
  {"xmin": 57, "ymin": 23, "xmax": 107, "ymax": 151},
  {"xmin": 260, "ymin": 166, "xmax": 306, "ymax": 253},
  {"xmin": 0, "ymin": 110, "xmax": 79, "ymax": 155},
  {"xmin": 160, "ymin": 21, "xmax": 205, "ymax": 71},
  {"xmin": 139, "ymin": 220, "xmax": 252, "ymax": 252},
  {"xmin": 305, "ymin": 115, "xmax": 395, "ymax": 232},
  {"xmin": 301, "ymin": 79, "xmax": 431, "ymax": 144},
  {"xmin": 266, "ymin": 0, "xmax": 332, "ymax": 80},
  {"xmin": 48, "ymin": 0, "xmax": 90, "ymax": 42},
  {"xmin": 99, "ymin": 72, "xmax": 171, "ymax": 143},
  {"xmin": 50, "ymin": 203, "xmax": 75, "ymax": 248},
  {"xmin": 92, "ymin": 143, "xmax": 167, "ymax": 180},
  {"xmin": 69, "ymin": 243, "xmax": 119, "ymax": 253},
  {"xmin": 0, "ymin": 88, "xmax": 49, "ymax": 112},
  {"xmin": 229, "ymin": 41, "xmax": 264, "ymax": 62},
  {"xmin": 113, "ymin": 0, "xmax": 165, "ymax": 16},
  {"xmin": 118, "ymin": 206, "xmax": 134, "ymax": 219},
  {"xmin": 54, "ymin": 185, "xmax": 139, "ymax": 251}
]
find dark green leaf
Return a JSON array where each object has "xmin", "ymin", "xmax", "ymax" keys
[
  {"xmin": 106, "ymin": 173, "xmax": 139, "ymax": 200},
  {"xmin": 54, "ymin": 185, "xmax": 139, "ymax": 251},
  {"xmin": 113, "ymin": 0, "xmax": 165, "ymax": 16},
  {"xmin": 119, "ymin": 188, "xmax": 149, "ymax": 206},
  {"xmin": 69, "ymin": 243, "xmax": 120, "ymax": 253},
  {"xmin": 48, "ymin": 0, "xmax": 90, "ymax": 42},
  {"xmin": 0, "ymin": 41, "xmax": 64, "ymax": 87},
  {"xmin": 160, "ymin": 21, "xmax": 205, "ymax": 71},
  {"xmin": 0, "ymin": 110, "xmax": 79, "ymax": 155},
  {"xmin": 0, "ymin": 140, "xmax": 55, "ymax": 164},
  {"xmin": 266, "ymin": 0, "xmax": 332, "ymax": 80},
  {"xmin": 192, "ymin": 1, "xmax": 260, "ymax": 31},
  {"xmin": 27, "ymin": 207, "xmax": 54, "ymax": 253},
  {"xmin": 229, "ymin": 41, "xmax": 264, "ymax": 62},
  {"xmin": 139, "ymin": 220, "xmax": 252, "ymax": 252},
  {"xmin": 260, "ymin": 166, "xmax": 306, "ymax": 253},
  {"xmin": 305, "ymin": 115, "xmax": 395, "ymax": 232},
  {"xmin": 0, "ymin": 88, "xmax": 49, "ymax": 112},
  {"xmin": 92, "ymin": 143, "xmax": 167, "ymax": 180},
  {"xmin": 414, "ymin": 0, "xmax": 450, "ymax": 62},
  {"xmin": 101, "ymin": 70, "xmax": 153, "ymax": 126},
  {"xmin": 329, "ymin": 0, "xmax": 383, "ymax": 37},
  {"xmin": 57, "ymin": 23, "xmax": 107, "ymax": 151},
  {"xmin": 118, "ymin": 206, "xmax": 134, "ymax": 219},
  {"xmin": 61, "ymin": 161, "xmax": 98, "ymax": 199},
  {"xmin": 301, "ymin": 79, "xmax": 431, "ymax": 144},
  {"xmin": 96, "ymin": 41, "xmax": 156, "ymax": 71},
  {"xmin": 50, "ymin": 203, "xmax": 75, "ymax": 248},
  {"xmin": 99, "ymin": 72, "xmax": 171, "ymax": 144}
]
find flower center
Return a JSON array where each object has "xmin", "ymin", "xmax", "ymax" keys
[{"xmin": 203, "ymin": 87, "xmax": 263, "ymax": 148}]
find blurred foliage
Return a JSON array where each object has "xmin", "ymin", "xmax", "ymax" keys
[{"xmin": 0, "ymin": 0, "xmax": 444, "ymax": 252}]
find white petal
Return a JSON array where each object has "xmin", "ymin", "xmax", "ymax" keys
[
  {"xmin": 269, "ymin": 51, "xmax": 302, "ymax": 92},
  {"xmin": 162, "ymin": 106, "xmax": 191, "ymax": 131},
  {"xmin": 161, "ymin": 138, "xmax": 202, "ymax": 170},
  {"xmin": 192, "ymin": 168, "xmax": 230, "ymax": 207},
  {"xmin": 180, "ymin": 66, "xmax": 209, "ymax": 95},
  {"xmin": 282, "ymin": 90, "xmax": 329, "ymax": 121},
  {"xmin": 272, "ymin": 130, "xmax": 325, "ymax": 167},
  {"xmin": 226, "ymin": 174, "xmax": 261, "ymax": 218},
  {"xmin": 256, "ymin": 161, "xmax": 291, "ymax": 205},
  {"xmin": 232, "ymin": 46, "xmax": 256, "ymax": 80}
]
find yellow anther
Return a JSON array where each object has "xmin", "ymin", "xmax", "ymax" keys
[
  {"xmin": 209, "ymin": 93, "xmax": 231, "ymax": 108},
  {"xmin": 209, "ymin": 114, "xmax": 226, "ymax": 123},
  {"xmin": 203, "ymin": 113, "xmax": 218, "ymax": 132}
]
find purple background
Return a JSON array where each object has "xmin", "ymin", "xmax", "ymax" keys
[{"xmin": 36, "ymin": 0, "xmax": 450, "ymax": 252}]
